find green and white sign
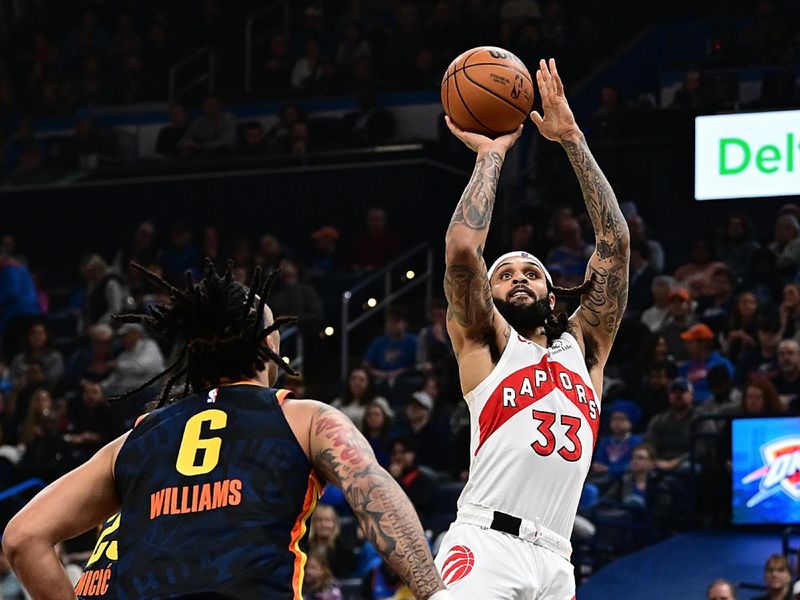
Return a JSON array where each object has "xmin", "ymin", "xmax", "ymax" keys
[{"xmin": 695, "ymin": 110, "xmax": 800, "ymax": 201}]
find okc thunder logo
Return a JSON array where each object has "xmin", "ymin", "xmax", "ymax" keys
[
  {"xmin": 742, "ymin": 436, "xmax": 800, "ymax": 507},
  {"xmin": 441, "ymin": 545, "xmax": 474, "ymax": 585}
]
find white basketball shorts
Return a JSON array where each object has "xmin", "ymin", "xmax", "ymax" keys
[{"xmin": 434, "ymin": 522, "xmax": 576, "ymax": 600}]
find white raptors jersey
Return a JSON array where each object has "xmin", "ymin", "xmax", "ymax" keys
[{"xmin": 458, "ymin": 329, "xmax": 601, "ymax": 541}]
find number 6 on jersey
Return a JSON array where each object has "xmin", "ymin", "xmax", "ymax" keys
[{"xmin": 176, "ymin": 409, "xmax": 227, "ymax": 476}]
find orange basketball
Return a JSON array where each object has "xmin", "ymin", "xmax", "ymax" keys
[{"xmin": 441, "ymin": 46, "xmax": 534, "ymax": 137}]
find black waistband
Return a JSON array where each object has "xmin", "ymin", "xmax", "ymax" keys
[{"xmin": 490, "ymin": 511, "xmax": 522, "ymax": 537}]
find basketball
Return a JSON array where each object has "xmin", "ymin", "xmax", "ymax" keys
[{"xmin": 441, "ymin": 46, "xmax": 534, "ymax": 137}]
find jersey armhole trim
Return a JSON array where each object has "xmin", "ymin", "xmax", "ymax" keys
[{"xmin": 464, "ymin": 330, "xmax": 518, "ymax": 405}]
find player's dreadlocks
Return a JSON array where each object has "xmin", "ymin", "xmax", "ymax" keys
[
  {"xmin": 542, "ymin": 275, "xmax": 597, "ymax": 344},
  {"xmin": 112, "ymin": 258, "xmax": 298, "ymax": 407}
]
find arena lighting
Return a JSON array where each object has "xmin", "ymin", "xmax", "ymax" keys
[
  {"xmin": 405, "ymin": 270, "xmax": 416, "ymax": 280},
  {"xmin": 695, "ymin": 109, "xmax": 800, "ymax": 200},
  {"xmin": 324, "ymin": 326, "xmax": 335, "ymax": 336},
  {"xmin": 366, "ymin": 297, "xmax": 378, "ymax": 308}
]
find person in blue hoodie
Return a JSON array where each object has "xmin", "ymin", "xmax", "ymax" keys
[{"xmin": 0, "ymin": 255, "xmax": 41, "ymax": 357}]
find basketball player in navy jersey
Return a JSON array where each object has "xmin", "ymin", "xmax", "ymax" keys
[
  {"xmin": 435, "ymin": 58, "xmax": 630, "ymax": 598},
  {"xmin": 4, "ymin": 260, "xmax": 450, "ymax": 600}
]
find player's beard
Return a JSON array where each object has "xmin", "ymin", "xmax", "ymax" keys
[{"xmin": 494, "ymin": 296, "xmax": 552, "ymax": 332}]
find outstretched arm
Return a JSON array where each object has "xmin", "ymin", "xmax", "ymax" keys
[
  {"xmin": 443, "ymin": 118, "xmax": 522, "ymax": 351},
  {"xmin": 310, "ymin": 405, "xmax": 446, "ymax": 600},
  {"xmin": 530, "ymin": 59, "xmax": 630, "ymax": 365}
]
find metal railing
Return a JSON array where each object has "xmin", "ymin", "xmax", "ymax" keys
[
  {"xmin": 244, "ymin": 1, "xmax": 290, "ymax": 94},
  {"xmin": 169, "ymin": 46, "xmax": 217, "ymax": 101},
  {"xmin": 340, "ymin": 243, "xmax": 433, "ymax": 380}
]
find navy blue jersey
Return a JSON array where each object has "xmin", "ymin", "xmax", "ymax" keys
[
  {"xmin": 112, "ymin": 384, "xmax": 321, "ymax": 599},
  {"xmin": 75, "ymin": 513, "xmax": 120, "ymax": 599}
]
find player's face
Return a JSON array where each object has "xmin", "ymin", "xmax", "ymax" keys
[
  {"xmin": 491, "ymin": 258, "xmax": 551, "ymax": 307},
  {"xmin": 491, "ymin": 258, "xmax": 555, "ymax": 332}
]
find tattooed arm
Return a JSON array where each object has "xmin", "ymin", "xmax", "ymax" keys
[
  {"xmin": 530, "ymin": 59, "xmax": 630, "ymax": 368},
  {"xmin": 442, "ymin": 117, "xmax": 523, "ymax": 353},
  {"xmin": 310, "ymin": 405, "xmax": 445, "ymax": 599}
]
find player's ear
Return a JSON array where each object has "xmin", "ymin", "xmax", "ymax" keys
[{"xmin": 549, "ymin": 291, "xmax": 556, "ymax": 310}]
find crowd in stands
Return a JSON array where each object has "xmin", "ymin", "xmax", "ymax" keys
[{"xmin": 4, "ymin": 192, "xmax": 800, "ymax": 595}]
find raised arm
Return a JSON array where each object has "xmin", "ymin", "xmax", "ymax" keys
[
  {"xmin": 310, "ymin": 405, "xmax": 445, "ymax": 600},
  {"xmin": 530, "ymin": 59, "xmax": 630, "ymax": 366},
  {"xmin": 443, "ymin": 118, "xmax": 522, "ymax": 351}
]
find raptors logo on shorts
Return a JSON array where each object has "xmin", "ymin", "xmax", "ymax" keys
[{"xmin": 441, "ymin": 545, "xmax": 475, "ymax": 585}]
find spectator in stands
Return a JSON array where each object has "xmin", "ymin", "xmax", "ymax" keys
[
  {"xmin": 545, "ymin": 217, "xmax": 590, "ymax": 287},
  {"xmin": 64, "ymin": 380, "xmax": 112, "ymax": 463},
  {"xmin": 627, "ymin": 240, "xmax": 657, "ymax": 315},
  {"xmin": 261, "ymin": 33, "xmax": 292, "ymax": 94},
  {"xmin": 673, "ymin": 239, "xmax": 726, "ymax": 298},
  {"xmin": 0, "ymin": 252, "xmax": 41, "ymax": 356},
  {"xmin": 58, "ymin": 112, "xmax": 105, "ymax": 169},
  {"xmin": 17, "ymin": 390, "xmax": 70, "ymax": 482},
  {"xmin": 769, "ymin": 214, "xmax": 800, "ymax": 277},
  {"xmin": 645, "ymin": 377, "xmax": 694, "ymax": 471},
  {"xmin": 363, "ymin": 306, "xmax": 417, "ymax": 388},
  {"xmin": 100, "ymin": 323, "xmax": 165, "ymax": 397},
  {"xmin": 670, "ymin": 69, "xmax": 705, "ymax": 110},
  {"xmin": 773, "ymin": 339, "xmax": 800, "ymax": 411},
  {"xmin": 72, "ymin": 54, "xmax": 108, "ymax": 106},
  {"xmin": 678, "ymin": 323, "xmax": 734, "ymax": 403},
  {"xmin": 753, "ymin": 554, "xmax": 793, "ymax": 600},
  {"xmin": 737, "ymin": 314, "xmax": 782, "ymax": 385},
  {"xmin": 292, "ymin": 39, "xmax": 324, "ymax": 92},
  {"xmin": 0, "ymin": 546, "xmax": 25, "ymax": 600},
  {"xmin": 635, "ymin": 360, "xmax": 675, "ymax": 428},
  {"xmin": 8, "ymin": 360, "xmax": 48, "ymax": 440},
  {"xmin": 155, "ymin": 103, "xmax": 189, "ymax": 157},
  {"xmin": 387, "ymin": 437, "xmax": 436, "ymax": 519},
  {"xmin": 706, "ymin": 578, "xmax": 737, "ymax": 600},
  {"xmin": 2, "ymin": 118, "xmax": 44, "ymax": 175},
  {"xmin": 63, "ymin": 323, "xmax": 115, "ymax": 389},
  {"xmin": 239, "ymin": 121, "xmax": 276, "ymax": 156},
  {"xmin": 737, "ymin": 378, "xmax": 784, "ymax": 417},
  {"xmin": 591, "ymin": 400, "xmax": 643, "ymax": 478},
  {"xmin": 336, "ymin": 23, "xmax": 371, "ymax": 76},
  {"xmin": 694, "ymin": 365, "xmax": 741, "ymax": 425},
  {"xmin": 350, "ymin": 207, "xmax": 403, "ymax": 272},
  {"xmin": 589, "ymin": 86, "xmax": 626, "ymax": 141},
  {"xmin": 19, "ymin": 387, "xmax": 57, "ymax": 446},
  {"xmin": 180, "ymin": 95, "xmax": 236, "ymax": 157},
  {"xmin": 80, "ymin": 254, "xmax": 125, "ymax": 327},
  {"xmin": 332, "ymin": 367, "xmax": 386, "ymax": 427},
  {"xmin": 724, "ymin": 290, "xmax": 760, "ymax": 363},
  {"xmin": 303, "ymin": 554, "xmax": 343, "ymax": 600},
  {"xmin": 695, "ymin": 266, "xmax": 736, "ymax": 334},
  {"xmin": 745, "ymin": 248, "xmax": 783, "ymax": 308},
  {"xmin": 658, "ymin": 287, "xmax": 695, "ymax": 363},
  {"xmin": 715, "ymin": 213, "xmax": 760, "ymax": 282},
  {"xmin": 113, "ymin": 221, "xmax": 159, "ymax": 276},
  {"xmin": 393, "ymin": 390, "xmax": 451, "ymax": 471},
  {"xmin": 306, "ymin": 226, "xmax": 342, "ymax": 274},
  {"xmin": 268, "ymin": 104, "xmax": 305, "ymax": 152},
  {"xmin": 161, "ymin": 222, "xmax": 201, "ymax": 285},
  {"xmin": 640, "ymin": 276, "xmax": 675, "ymax": 333},
  {"xmin": 254, "ymin": 234, "xmax": 293, "ymax": 273},
  {"xmin": 201, "ymin": 225, "xmax": 226, "ymax": 272},
  {"xmin": 779, "ymin": 282, "xmax": 800, "ymax": 340},
  {"xmin": 360, "ymin": 398, "xmax": 394, "ymax": 468},
  {"xmin": 416, "ymin": 299, "xmax": 453, "ymax": 376},
  {"xmin": 341, "ymin": 89, "xmax": 395, "ymax": 148},
  {"xmin": 308, "ymin": 504, "xmax": 357, "ymax": 580},
  {"xmin": 269, "ymin": 257, "xmax": 323, "ymax": 332},
  {"xmin": 9, "ymin": 321, "xmax": 63, "ymax": 389},
  {"xmin": 602, "ymin": 443, "xmax": 656, "ymax": 508}
]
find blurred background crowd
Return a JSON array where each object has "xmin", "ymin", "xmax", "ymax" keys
[{"xmin": 2, "ymin": 0, "xmax": 800, "ymax": 599}]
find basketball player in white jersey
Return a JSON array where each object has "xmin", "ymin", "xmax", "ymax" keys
[{"xmin": 434, "ymin": 58, "xmax": 630, "ymax": 599}]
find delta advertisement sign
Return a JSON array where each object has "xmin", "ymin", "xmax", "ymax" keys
[
  {"xmin": 695, "ymin": 110, "xmax": 800, "ymax": 201},
  {"xmin": 732, "ymin": 417, "xmax": 800, "ymax": 525}
]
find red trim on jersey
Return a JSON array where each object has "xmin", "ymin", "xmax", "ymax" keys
[
  {"xmin": 289, "ymin": 472, "xmax": 321, "ymax": 599},
  {"xmin": 476, "ymin": 355, "xmax": 599, "ymax": 455}
]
